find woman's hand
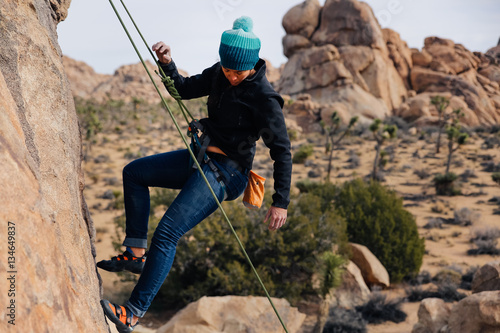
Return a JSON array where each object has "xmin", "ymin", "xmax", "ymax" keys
[
  {"xmin": 263, "ymin": 206, "xmax": 287, "ymax": 231},
  {"xmin": 152, "ymin": 42, "xmax": 172, "ymax": 64}
]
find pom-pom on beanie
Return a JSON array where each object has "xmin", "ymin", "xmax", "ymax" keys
[{"xmin": 219, "ymin": 16, "xmax": 261, "ymax": 71}]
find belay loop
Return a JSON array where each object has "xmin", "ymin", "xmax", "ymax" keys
[{"xmin": 108, "ymin": 1, "xmax": 289, "ymax": 332}]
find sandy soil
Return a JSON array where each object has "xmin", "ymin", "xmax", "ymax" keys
[{"xmin": 83, "ymin": 127, "xmax": 500, "ymax": 333}]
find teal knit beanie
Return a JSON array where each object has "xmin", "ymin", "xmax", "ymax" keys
[{"xmin": 219, "ymin": 16, "xmax": 261, "ymax": 71}]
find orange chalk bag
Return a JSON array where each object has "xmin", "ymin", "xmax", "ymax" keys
[{"xmin": 243, "ymin": 170, "xmax": 266, "ymax": 209}]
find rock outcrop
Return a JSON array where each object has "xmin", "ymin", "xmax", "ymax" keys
[
  {"xmin": 411, "ymin": 298, "xmax": 451, "ymax": 333},
  {"xmin": 278, "ymin": 0, "xmax": 407, "ymax": 133},
  {"xmin": 279, "ymin": 0, "xmax": 500, "ymax": 130},
  {"xmin": 448, "ymin": 291, "xmax": 500, "ymax": 333},
  {"xmin": 472, "ymin": 261, "xmax": 500, "ymax": 294},
  {"xmin": 396, "ymin": 37, "xmax": 500, "ymax": 126},
  {"xmin": 156, "ymin": 296, "xmax": 306, "ymax": 333},
  {"xmin": 0, "ymin": 1, "xmax": 107, "ymax": 332},
  {"xmin": 349, "ymin": 243, "xmax": 390, "ymax": 288}
]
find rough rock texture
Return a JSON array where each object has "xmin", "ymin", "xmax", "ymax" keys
[
  {"xmin": 278, "ymin": 0, "xmax": 500, "ymax": 128},
  {"xmin": 156, "ymin": 296, "xmax": 306, "ymax": 333},
  {"xmin": 331, "ymin": 260, "xmax": 371, "ymax": 308},
  {"xmin": 448, "ymin": 291, "xmax": 500, "ymax": 333},
  {"xmin": 411, "ymin": 298, "xmax": 450, "ymax": 333},
  {"xmin": 278, "ymin": 0, "xmax": 407, "ymax": 132},
  {"xmin": 282, "ymin": 0, "xmax": 321, "ymax": 39},
  {"xmin": 0, "ymin": 1, "xmax": 107, "ymax": 332},
  {"xmin": 349, "ymin": 243, "xmax": 390, "ymax": 288},
  {"xmin": 472, "ymin": 261, "xmax": 500, "ymax": 294},
  {"xmin": 398, "ymin": 37, "xmax": 500, "ymax": 126}
]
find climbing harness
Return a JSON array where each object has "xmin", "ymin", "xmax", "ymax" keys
[{"xmin": 107, "ymin": 1, "xmax": 289, "ymax": 332}]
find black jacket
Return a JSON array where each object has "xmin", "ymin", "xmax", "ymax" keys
[{"xmin": 160, "ymin": 59, "xmax": 292, "ymax": 209}]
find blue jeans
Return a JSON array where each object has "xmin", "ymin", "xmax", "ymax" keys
[{"xmin": 121, "ymin": 149, "xmax": 248, "ymax": 317}]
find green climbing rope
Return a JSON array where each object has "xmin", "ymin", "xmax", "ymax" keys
[{"xmin": 108, "ymin": 1, "xmax": 289, "ymax": 332}]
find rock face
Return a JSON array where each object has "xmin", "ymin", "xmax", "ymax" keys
[
  {"xmin": 472, "ymin": 261, "xmax": 500, "ymax": 294},
  {"xmin": 156, "ymin": 296, "xmax": 306, "ymax": 333},
  {"xmin": 349, "ymin": 243, "xmax": 390, "ymax": 288},
  {"xmin": 0, "ymin": 1, "xmax": 107, "ymax": 332},
  {"xmin": 448, "ymin": 291, "xmax": 500, "ymax": 333},
  {"xmin": 396, "ymin": 37, "xmax": 500, "ymax": 126},
  {"xmin": 279, "ymin": 0, "xmax": 500, "ymax": 129},
  {"xmin": 411, "ymin": 298, "xmax": 450, "ymax": 333},
  {"xmin": 278, "ymin": 0, "xmax": 407, "ymax": 133}
]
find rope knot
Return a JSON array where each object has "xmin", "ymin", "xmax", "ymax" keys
[{"xmin": 157, "ymin": 71, "xmax": 181, "ymax": 101}]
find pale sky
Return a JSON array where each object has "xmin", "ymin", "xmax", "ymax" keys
[{"xmin": 57, "ymin": 0, "xmax": 500, "ymax": 75}]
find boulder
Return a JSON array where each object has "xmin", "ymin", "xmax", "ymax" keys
[
  {"xmin": 282, "ymin": 0, "xmax": 321, "ymax": 38},
  {"xmin": 0, "ymin": 0, "xmax": 107, "ymax": 332},
  {"xmin": 423, "ymin": 37, "xmax": 480, "ymax": 75},
  {"xmin": 283, "ymin": 34, "xmax": 312, "ymax": 58},
  {"xmin": 311, "ymin": 0, "xmax": 387, "ymax": 55},
  {"xmin": 331, "ymin": 261, "xmax": 371, "ymax": 308},
  {"xmin": 486, "ymin": 45, "xmax": 500, "ymax": 63},
  {"xmin": 395, "ymin": 92, "xmax": 480, "ymax": 126},
  {"xmin": 412, "ymin": 298, "xmax": 451, "ymax": 333},
  {"xmin": 349, "ymin": 243, "xmax": 390, "ymax": 288},
  {"xmin": 472, "ymin": 261, "xmax": 500, "ymax": 294},
  {"xmin": 156, "ymin": 296, "xmax": 306, "ymax": 333},
  {"xmin": 412, "ymin": 48, "xmax": 433, "ymax": 68},
  {"xmin": 410, "ymin": 67, "xmax": 500, "ymax": 125},
  {"xmin": 448, "ymin": 291, "xmax": 500, "ymax": 333},
  {"xmin": 285, "ymin": 94, "xmax": 322, "ymax": 133}
]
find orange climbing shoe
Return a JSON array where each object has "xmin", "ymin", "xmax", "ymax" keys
[
  {"xmin": 97, "ymin": 250, "xmax": 145, "ymax": 274},
  {"xmin": 101, "ymin": 300, "xmax": 138, "ymax": 333}
]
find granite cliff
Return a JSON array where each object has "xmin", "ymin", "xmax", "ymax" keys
[{"xmin": 0, "ymin": 1, "xmax": 107, "ymax": 332}]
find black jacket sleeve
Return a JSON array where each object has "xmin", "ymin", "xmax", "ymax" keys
[
  {"xmin": 254, "ymin": 94, "xmax": 292, "ymax": 209},
  {"xmin": 159, "ymin": 61, "xmax": 218, "ymax": 100}
]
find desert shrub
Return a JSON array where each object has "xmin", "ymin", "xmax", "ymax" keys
[
  {"xmin": 432, "ymin": 269, "xmax": 462, "ymax": 285},
  {"xmin": 424, "ymin": 218, "xmax": 444, "ymax": 229},
  {"xmin": 323, "ymin": 307, "xmax": 367, "ymax": 333},
  {"xmin": 406, "ymin": 281, "xmax": 466, "ymax": 302},
  {"xmin": 292, "ymin": 144, "xmax": 314, "ymax": 164},
  {"xmin": 435, "ymin": 281, "xmax": 466, "ymax": 302},
  {"xmin": 492, "ymin": 172, "xmax": 500, "ymax": 185},
  {"xmin": 468, "ymin": 239, "xmax": 500, "ymax": 255},
  {"xmin": 460, "ymin": 266, "xmax": 479, "ymax": 290},
  {"xmin": 355, "ymin": 293, "xmax": 407, "ymax": 324},
  {"xmin": 333, "ymin": 178, "xmax": 425, "ymax": 282},
  {"xmin": 153, "ymin": 186, "xmax": 349, "ymax": 308},
  {"xmin": 453, "ymin": 207, "xmax": 481, "ymax": 226},
  {"xmin": 346, "ymin": 151, "xmax": 360, "ymax": 169},
  {"xmin": 405, "ymin": 270, "xmax": 432, "ymax": 286},
  {"xmin": 470, "ymin": 227, "xmax": 500, "ymax": 243},
  {"xmin": 433, "ymin": 172, "xmax": 460, "ymax": 196},
  {"xmin": 413, "ymin": 168, "xmax": 431, "ymax": 180}
]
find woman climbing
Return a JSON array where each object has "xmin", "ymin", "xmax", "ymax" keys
[{"xmin": 97, "ymin": 16, "xmax": 292, "ymax": 332}]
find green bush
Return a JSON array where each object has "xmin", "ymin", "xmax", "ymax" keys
[
  {"xmin": 333, "ymin": 178, "xmax": 425, "ymax": 282},
  {"xmin": 153, "ymin": 186, "xmax": 348, "ymax": 308},
  {"xmin": 434, "ymin": 172, "xmax": 460, "ymax": 196},
  {"xmin": 492, "ymin": 172, "xmax": 500, "ymax": 185},
  {"xmin": 292, "ymin": 144, "xmax": 314, "ymax": 164}
]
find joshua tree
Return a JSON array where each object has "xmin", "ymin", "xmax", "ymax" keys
[
  {"xmin": 444, "ymin": 110, "xmax": 467, "ymax": 175},
  {"xmin": 434, "ymin": 110, "xmax": 468, "ymax": 195},
  {"xmin": 431, "ymin": 95, "xmax": 451, "ymax": 154},
  {"xmin": 370, "ymin": 119, "xmax": 397, "ymax": 180},
  {"xmin": 321, "ymin": 112, "xmax": 358, "ymax": 182},
  {"xmin": 312, "ymin": 252, "xmax": 345, "ymax": 333}
]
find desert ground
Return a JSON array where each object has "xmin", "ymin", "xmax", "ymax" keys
[{"xmin": 83, "ymin": 117, "xmax": 500, "ymax": 333}]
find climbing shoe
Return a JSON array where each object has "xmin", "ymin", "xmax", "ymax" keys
[
  {"xmin": 101, "ymin": 300, "xmax": 138, "ymax": 333},
  {"xmin": 96, "ymin": 250, "xmax": 145, "ymax": 274}
]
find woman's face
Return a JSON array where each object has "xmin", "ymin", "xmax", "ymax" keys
[{"xmin": 222, "ymin": 67, "xmax": 253, "ymax": 86}]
